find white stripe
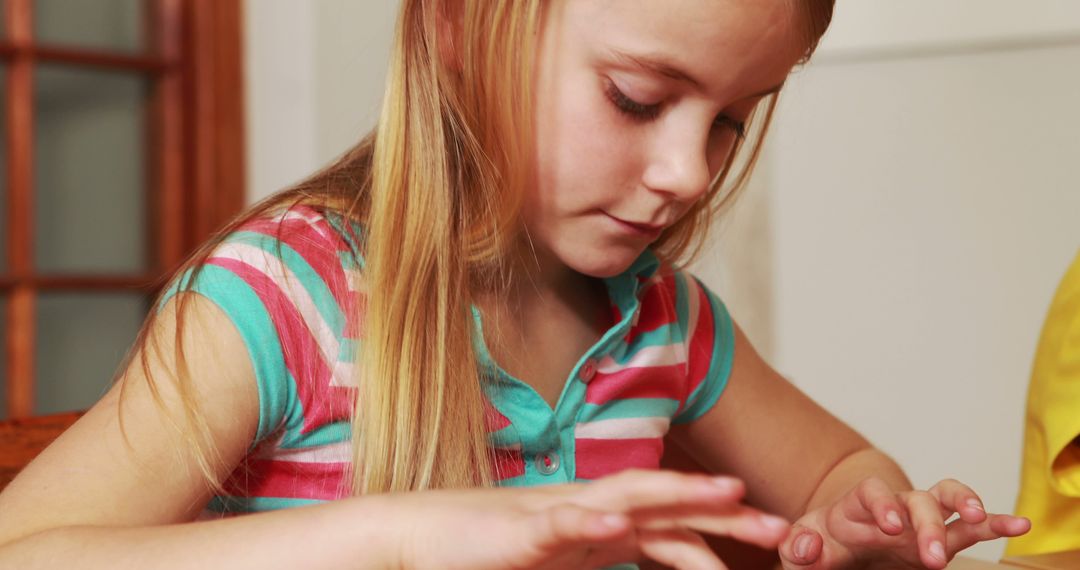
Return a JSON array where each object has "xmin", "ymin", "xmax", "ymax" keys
[
  {"xmin": 263, "ymin": 440, "xmax": 353, "ymax": 463},
  {"xmin": 575, "ymin": 416, "xmax": 671, "ymax": 440},
  {"xmin": 213, "ymin": 242, "xmax": 340, "ymax": 375},
  {"xmin": 596, "ymin": 344, "xmax": 685, "ymax": 374},
  {"xmin": 330, "ymin": 360, "xmax": 359, "ymax": 388}
]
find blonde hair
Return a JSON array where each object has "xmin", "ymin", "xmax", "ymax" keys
[{"xmin": 120, "ymin": 0, "xmax": 835, "ymax": 498}]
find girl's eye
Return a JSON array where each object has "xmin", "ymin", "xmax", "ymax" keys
[
  {"xmin": 604, "ymin": 80, "xmax": 746, "ymax": 140},
  {"xmin": 605, "ymin": 81, "xmax": 661, "ymax": 121},
  {"xmin": 715, "ymin": 116, "xmax": 747, "ymax": 140}
]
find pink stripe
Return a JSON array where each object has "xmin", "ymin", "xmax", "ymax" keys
[
  {"xmin": 492, "ymin": 448, "xmax": 526, "ymax": 481},
  {"xmin": 684, "ymin": 283, "xmax": 716, "ymax": 409},
  {"xmin": 485, "ymin": 401, "xmax": 512, "ymax": 431},
  {"xmin": 585, "ymin": 363, "xmax": 687, "ymax": 405},
  {"xmin": 574, "ymin": 437, "xmax": 664, "ymax": 479},
  {"xmin": 207, "ymin": 257, "xmax": 356, "ymax": 432},
  {"xmin": 222, "ymin": 458, "xmax": 349, "ymax": 501},
  {"xmin": 241, "ymin": 217, "xmax": 360, "ymax": 339},
  {"xmin": 626, "ymin": 275, "xmax": 678, "ymax": 343}
]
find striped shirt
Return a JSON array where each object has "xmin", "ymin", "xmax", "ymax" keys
[{"xmin": 163, "ymin": 204, "xmax": 735, "ymax": 512}]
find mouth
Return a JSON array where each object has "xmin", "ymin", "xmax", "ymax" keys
[{"xmin": 603, "ymin": 212, "xmax": 666, "ymax": 239}]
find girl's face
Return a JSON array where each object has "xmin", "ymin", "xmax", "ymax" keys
[{"xmin": 526, "ymin": 0, "xmax": 810, "ymax": 277}]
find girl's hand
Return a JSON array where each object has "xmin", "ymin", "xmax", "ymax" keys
[
  {"xmin": 387, "ymin": 469, "xmax": 791, "ymax": 570},
  {"xmin": 778, "ymin": 477, "xmax": 1031, "ymax": 569}
]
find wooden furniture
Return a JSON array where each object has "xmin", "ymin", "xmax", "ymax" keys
[{"xmin": 0, "ymin": 410, "xmax": 81, "ymax": 490}]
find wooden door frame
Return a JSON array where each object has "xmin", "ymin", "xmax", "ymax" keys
[{"xmin": 1, "ymin": 0, "xmax": 246, "ymax": 419}]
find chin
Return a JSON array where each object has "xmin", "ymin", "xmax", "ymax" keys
[{"xmin": 562, "ymin": 245, "xmax": 644, "ymax": 279}]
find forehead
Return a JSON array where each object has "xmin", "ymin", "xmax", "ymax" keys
[{"xmin": 560, "ymin": 0, "xmax": 807, "ymax": 97}]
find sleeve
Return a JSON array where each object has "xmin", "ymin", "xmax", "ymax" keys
[
  {"xmin": 1040, "ymin": 302, "xmax": 1080, "ymax": 497},
  {"xmin": 155, "ymin": 211, "xmax": 356, "ymax": 447},
  {"xmin": 672, "ymin": 274, "xmax": 736, "ymax": 425}
]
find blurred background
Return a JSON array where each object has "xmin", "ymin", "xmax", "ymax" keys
[{"xmin": 2, "ymin": 0, "xmax": 1079, "ymax": 561}]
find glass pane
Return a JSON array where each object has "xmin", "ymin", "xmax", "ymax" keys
[
  {"xmin": 0, "ymin": 295, "xmax": 7, "ymax": 420},
  {"xmin": 34, "ymin": 0, "xmax": 144, "ymax": 54},
  {"xmin": 35, "ymin": 65, "xmax": 148, "ymax": 274},
  {"xmin": 35, "ymin": 292, "xmax": 147, "ymax": 415},
  {"xmin": 0, "ymin": 67, "xmax": 7, "ymax": 273}
]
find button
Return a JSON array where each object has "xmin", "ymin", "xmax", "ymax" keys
[
  {"xmin": 535, "ymin": 451, "xmax": 560, "ymax": 475},
  {"xmin": 579, "ymin": 359, "xmax": 598, "ymax": 383}
]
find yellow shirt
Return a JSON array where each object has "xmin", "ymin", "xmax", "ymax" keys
[{"xmin": 1008, "ymin": 250, "xmax": 1080, "ymax": 556}]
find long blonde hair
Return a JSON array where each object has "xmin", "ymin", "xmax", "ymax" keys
[{"xmin": 122, "ymin": 0, "xmax": 835, "ymax": 498}]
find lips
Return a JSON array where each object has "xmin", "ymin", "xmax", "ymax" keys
[{"xmin": 604, "ymin": 212, "xmax": 667, "ymax": 238}]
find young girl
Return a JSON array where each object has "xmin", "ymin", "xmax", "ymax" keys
[{"xmin": 0, "ymin": 1, "xmax": 1030, "ymax": 568}]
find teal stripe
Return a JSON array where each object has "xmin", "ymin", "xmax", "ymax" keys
[
  {"xmin": 230, "ymin": 230, "xmax": 346, "ymax": 339},
  {"xmin": 489, "ymin": 424, "xmax": 519, "ymax": 448},
  {"xmin": 579, "ymin": 398, "xmax": 679, "ymax": 422},
  {"xmin": 160, "ymin": 265, "xmax": 293, "ymax": 445},
  {"xmin": 673, "ymin": 272, "xmax": 690, "ymax": 344},
  {"xmin": 673, "ymin": 281, "xmax": 735, "ymax": 425},
  {"xmin": 338, "ymin": 337, "xmax": 359, "ymax": 362},
  {"xmin": 323, "ymin": 213, "xmax": 366, "ymax": 264},
  {"xmin": 207, "ymin": 495, "xmax": 325, "ymax": 513},
  {"xmin": 495, "ymin": 474, "xmax": 527, "ymax": 487},
  {"xmin": 283, "ymin": 419, "xmax": 352, "ymax": 449}
]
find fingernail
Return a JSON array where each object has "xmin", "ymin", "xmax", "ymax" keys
[
  {"xmin": 711, "ymin": 476, "xmax": 738, "ymax": 490},
  {"xmin": 930, "ymin": 540, "xmax": 946, "ymax": 561},
  {"xmin": 885, "ymin": 510, "xmax": 902, "ymax": 529},
  {"xmin": 602, "ymin": 514, "xmax": 627, "ymax": 530},
  {"xmin": 795, "ymin": 533, "xmax": 813, "ymax": 560},
  {"xmin": 966, "ymin": 498, "xmax": 984, "ymax": 511},
  {"xmin": 760, "ymin": 514, "xmax": 789, "ymax": 531}
]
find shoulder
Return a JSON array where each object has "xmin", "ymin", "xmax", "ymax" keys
[{"xmin": 633, "ymin": 257, "xmax": 726, "ymax": 341}]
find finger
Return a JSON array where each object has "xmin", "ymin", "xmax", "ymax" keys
[
  {"xmin": 637, "ymin": 505, "xmax": 790, "ymax": 549},
  {"xmin": 529, "ymin": 504, "xmax": 632, "ymax": 553},
  {"xmin": 850, "ymin": 477, "xmax": 906, "ymax": 535},
  {"xmin": 929, "ymin": 479, "xmax": 987, "ymax": 524},
  {"xmin": 904, "ymin": 491, "xmax": 950, "ymax": 570},
  {"xmin": 638, "ymin": 527, "xmax": 729, "ymax": 570},
  {"xmin": 778, "ymin": 527, "xmax": 824, "ymax": 569},
  {"xmin": 585, "ymin": 470, "xmax": 746, "ymax": 513},
  {"xmin": 945, "ymin": 514, "xmax": 1032, "ymax": 557}
]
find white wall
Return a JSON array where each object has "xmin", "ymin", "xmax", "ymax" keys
[
  {"xmin": 692, "ymin": 1, "xmax": 1080, "ymax": 561},
  {"xmin": 245, "ymin": 0, "xmax": 397, "ymax": 202},
  {"xmin": 245, "ymin": 1, "xmax": 1080, "ymax": 561}
]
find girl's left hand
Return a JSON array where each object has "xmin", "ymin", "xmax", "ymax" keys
[{"xmin": 778, "ymin": 477, "xmax": 1031, "ymax": 569}]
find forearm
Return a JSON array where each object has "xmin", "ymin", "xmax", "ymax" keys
[
  {"xmin": 803, "ymin": 447, "xmax": 913, "ymax": 515},
  {"xmin": 0, "ymin": 496, "xmax": 397, "ymax": 570}
]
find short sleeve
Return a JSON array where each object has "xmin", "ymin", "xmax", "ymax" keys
[
  {"xmin": 672, "ymin": 275, "xmax": 735, "ymax": 425},
  {"xmin": 156, "ymin": 207, "xmax": 360, "ymax": 447}
]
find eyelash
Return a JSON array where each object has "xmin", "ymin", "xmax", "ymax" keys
[{"xmin": 604, "ymin": 81, "xmax": 747, "ymax": 139}]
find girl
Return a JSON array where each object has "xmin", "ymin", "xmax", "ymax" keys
[{"xmin": 0, "ymin": 1, "xmax": 1030, "ymax": 568}]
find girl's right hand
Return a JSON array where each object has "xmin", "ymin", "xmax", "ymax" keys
[{"xmin": 385, "ymin": 469, "xmax": 790, "ymax": 570}]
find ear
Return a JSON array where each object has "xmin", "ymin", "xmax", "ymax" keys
[{"xmin": 437, "ymin": 0, "xmax": 465, "ymax": 72}]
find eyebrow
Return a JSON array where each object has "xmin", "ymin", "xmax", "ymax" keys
[{"xmin": 607, "ymin": 49, "xmax": 786, "ymax": 99}]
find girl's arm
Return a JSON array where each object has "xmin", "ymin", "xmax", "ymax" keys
[
  {"xmin": 0, "ymin": 295, "xmax": 791, "ymax": 569},
  {"xmin": 667, "ymin": 322, "xmax": 1028, "ymax": 569},
  {"xmin": 667, "ymin": 322, "xmax": 880, "ymax": 521}
]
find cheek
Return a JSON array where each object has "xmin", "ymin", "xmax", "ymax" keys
[
  {"xmin": 533, "ymin": 80, "xmax": 641, "ymax": 207},
  {"xmin": 705, "ymin": 133, "xmax": 740, "ymax": 181}
]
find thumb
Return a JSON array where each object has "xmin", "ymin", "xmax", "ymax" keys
[{"xmin": 779, "ymin": 527, "xmax": 824, "ymax": 569}]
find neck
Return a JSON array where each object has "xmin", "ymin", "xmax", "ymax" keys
[{"xmin": 474, "ymin": 239, "xmax": 602, "ymax": 322}]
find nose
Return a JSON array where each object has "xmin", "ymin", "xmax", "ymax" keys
[{"xmin": 640, "ymin": 125, "xmax": 711, "ymax": 203}]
